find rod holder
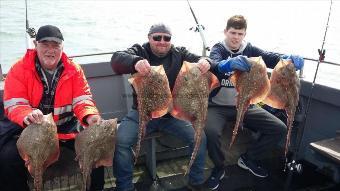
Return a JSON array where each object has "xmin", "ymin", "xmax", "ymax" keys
[{"xmin": 286, "ymin": 160, "xmax": 303, "ymax": 174}]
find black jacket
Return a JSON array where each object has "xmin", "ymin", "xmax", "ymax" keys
[{"xmin": 111, "ymin": 42, "xmax": 211, "ymax": 109}]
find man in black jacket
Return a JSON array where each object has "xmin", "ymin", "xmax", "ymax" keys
[{"xmin": 110, "ymin": 23, "xmax": 211, "ymax": 191}]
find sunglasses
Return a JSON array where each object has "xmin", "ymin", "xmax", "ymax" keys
[{"xmin": 152, "ymin": 35, "xmax": 171, "ymax": 42}]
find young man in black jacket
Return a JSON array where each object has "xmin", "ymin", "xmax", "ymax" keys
[
  {"xmin": 111, "ymin": 23, "xmax": 211, "ymax": 191},
  {"xmin": 205, "ymin": 15, "xmax": 304, "ymax": 190}
]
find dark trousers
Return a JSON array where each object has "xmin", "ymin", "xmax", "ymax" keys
[
  {"xmin": 204, "ymin": 105, "xmax": 287, "ymax": 168},
  {"xmin": 0, "ymin": 120, "xmax": 104, "ymax": 191}
]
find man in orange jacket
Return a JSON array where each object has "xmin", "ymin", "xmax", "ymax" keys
[{"xmin": 0, "ymin": 25, "xmax": 104, "ymax": 191}]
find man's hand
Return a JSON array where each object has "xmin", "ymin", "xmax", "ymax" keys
[
  {"xmin": 218, "ymin": 55, "xmax": 251, "ymax": 73},
  {"xmin": 23, "ymin": 109, "xmax": 44, "ymax": 125},
  {"xmin": 135, "ymin": 59, "xmax": 151, "ymax": 75},
  {"xmin": 282, "ymin": 54, "xmax": 304, "ymax": 70},
  {"xmin": 86, "ymin": 114, "xmax": 101, "ymax": 126},
  {"xmin": 197, "ymin": 58, "xmax": 211, "ymax": 74}
]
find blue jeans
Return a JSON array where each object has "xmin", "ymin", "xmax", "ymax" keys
[{"xmin": 113, "ymin": 109, "xmax": 207, "ymax": 191}]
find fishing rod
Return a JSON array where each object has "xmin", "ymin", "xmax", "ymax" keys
[
  {"xmin": 0, "ymin": 0, "xmax": 36, "ymax": 80},
  {"xmin": 25, "ymin": 0, "xmax": 36, "ymax": 49},
  {"xmin": 284, "ymin": 0, "xmax": 333, "ymax": 190},
  {"xmin": 186, "ymin": 0, "xmax": 210, "ymax": 57},
  {"xmin": 1, "ymin": 0, "xmax": 37, "ymax": 79}
]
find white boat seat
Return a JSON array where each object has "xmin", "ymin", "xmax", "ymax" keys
[{"xmin": 310, "ymin": 136, "xmax": 340, "ymax": 164}]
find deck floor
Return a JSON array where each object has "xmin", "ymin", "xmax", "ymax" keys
[
  {"xmin": 28, "ymin": 127, "xmax": 339, "ymax": 191},
  {"xmin": 32, "ymin": 154, "xmax": 339, "ymax": 191},
  {"xmin": 131, "ymin": 156, "xmax": 339, "ymax": 191}
]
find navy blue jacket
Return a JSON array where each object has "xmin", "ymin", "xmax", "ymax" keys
[{"xmin": 209, "ymin": 41, "xmax": 281, "ymax": 104}]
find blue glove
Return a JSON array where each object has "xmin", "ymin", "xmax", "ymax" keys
[
  {"xmin": 218, "ymin": 55, "xmax": 251, "ymax": 73},
  {"xmin": 281, "ymin": 54, "xmax": 304, "ymax": 70}
]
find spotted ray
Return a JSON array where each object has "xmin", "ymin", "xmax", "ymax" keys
[
  {"xmin": 263, "ymin": 59, "xmax": 300, "ymax": 156},
  {"xmin": 171, "ymin": 61, "xmax": 219, "ymax": 174},
  {"xmin": 16, "ymin": 113, "xmax": 59, "ymax": 191},
  {"xmin": 128, "ymin": 65, "xmax": 172, "ymax": 162},
  {"xmin": 75, "ymin": 118, "xmax": 117, "ymax": 191},
  {"xmin": 230, "ymin": 56, "xmax": 270, "ymax": 147}
]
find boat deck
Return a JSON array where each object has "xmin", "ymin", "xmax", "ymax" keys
[
  {"xmin": 28, "ymin": 127, "xmax": 339, "ymax": 191},
  {"xmin": 34, "ymin": 154, "xmax": 339, "ymax": 191}
]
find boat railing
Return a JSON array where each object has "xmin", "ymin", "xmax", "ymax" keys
[
  {"xmin": 69, "ymin": 51, "xmax": 115, "ymax": 59},
  {"xmin": 68, "ymin": 51, "xmax": 340, "ymax": 65}
]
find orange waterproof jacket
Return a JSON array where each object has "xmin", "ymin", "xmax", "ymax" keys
[{"xmin": 3, "ymin": 49, "xmax": 99, "ymax": 139}]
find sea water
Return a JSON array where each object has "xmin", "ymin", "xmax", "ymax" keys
[{"xmin": 0, "ymin": 0, "xmax": 339, "ymax": 88}]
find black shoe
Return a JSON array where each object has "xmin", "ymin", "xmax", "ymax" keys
[
  {"xmin": 237, "ymin": 154, "xmax": 268, "ymax": 178},
  {"xmin": 206, "ymin": 167, "xmax": 225, "ymax": 190}
]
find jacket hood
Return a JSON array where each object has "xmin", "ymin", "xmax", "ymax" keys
[{"xmin": 222, "ymin": 40, "xmax": 248, "ymax": 54}]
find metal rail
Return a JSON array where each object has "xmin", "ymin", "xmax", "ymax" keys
[
  {"xmin": 69, "ymin": 51, "xmax": 115, "ymax": 58},
  {"xmin": 303, "ymin": 57, "xmax": 340, "ymax": 67},
  {"xmin": 68, "ymin": 51, "xmax": 340, "ymax": 66}
]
